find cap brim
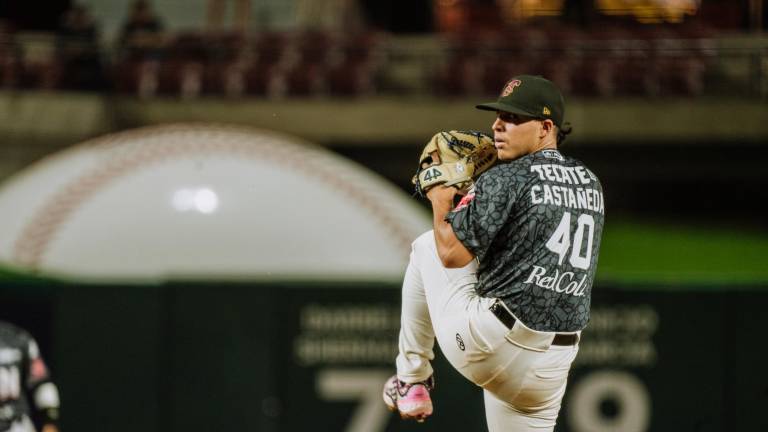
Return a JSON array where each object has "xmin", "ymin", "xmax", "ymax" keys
[{"xmin": 475, "ymin": 102, "xmax": 536, "ymax": 118}]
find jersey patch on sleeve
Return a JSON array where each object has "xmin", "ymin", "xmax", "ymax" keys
[{"xmin": 453, "ymin": 190, "xmax": 476, "ymax": 211}]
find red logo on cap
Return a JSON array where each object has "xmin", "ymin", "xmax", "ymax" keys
[{"xmin": 501, "ymin": 79, "xmax": 521, "ymax": 97}]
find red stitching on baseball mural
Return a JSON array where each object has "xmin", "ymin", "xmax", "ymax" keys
[{"xmin": 11, "ymin": 123, "xmax": 422, "ymax": 272}]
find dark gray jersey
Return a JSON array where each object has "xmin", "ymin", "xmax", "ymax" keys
[{"xmin": 446, "ymin": 149, "xmax": 605, "ymax": 332}]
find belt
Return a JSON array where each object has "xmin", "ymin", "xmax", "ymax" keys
[{"xmin": 489, "ymin": 301, "xmax": 579, "ymax": 346}]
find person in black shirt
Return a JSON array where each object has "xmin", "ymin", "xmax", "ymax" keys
[
  {"xmin": 384, "ymin": 75, "xmax": 604, "ymax": 431},
  {"xmin": 118, "ymin": 0, "xmax": 165, "ymax": 60}
]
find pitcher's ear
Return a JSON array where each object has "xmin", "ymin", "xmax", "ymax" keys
[{"xmin": 540, "ymin": 119, "xmax": 554, "ymax": 139}]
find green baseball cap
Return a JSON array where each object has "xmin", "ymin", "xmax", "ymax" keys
[{"xmin": 476, "ymin": 75, "xmax": 565, "ymax": 128}]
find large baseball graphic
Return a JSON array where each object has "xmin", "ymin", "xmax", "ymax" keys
[{"xmin": 0, "ymin": 123, "xmax": 430, "ymax": 281}]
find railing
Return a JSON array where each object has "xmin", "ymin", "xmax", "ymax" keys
[{"xmin": 1, "ymin": 28, "xmax": 767, "ymax": 99}]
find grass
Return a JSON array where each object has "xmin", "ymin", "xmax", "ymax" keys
[{"xmin": 597, "ymin": 219, "xmax": 768, "ymax": 287}]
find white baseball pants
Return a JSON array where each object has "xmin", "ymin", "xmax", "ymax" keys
[{"xmin": 395, "ymin": 231, "xmax": 579, "ymax": 431}]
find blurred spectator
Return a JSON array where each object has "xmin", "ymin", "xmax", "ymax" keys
[
  {"xmin": 434, "ymin": 0, "xmax": 501, "ymax": 33},
  {"xmin": 56, "ymin": 3, "xmax": 104, "ymax": 90},
  {"xmin": 0, "ymin": 321, "xmax": 61, "ymax": 432},
  {"xmin": 206, "ymin": 0, "xmax": 251, "ymax": 34},
  {"xmin": 58, "ymin": 4, "xmax": 97, "ymax": 44},
  {"xmin": 118, "ymin": 0, "xmax": 166, "ymax": 60}
]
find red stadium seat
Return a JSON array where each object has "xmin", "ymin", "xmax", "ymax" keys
[
  {"xmin": 0, "ymin": 39, "xmax": 20, "ymax": 89},
  {"xmin": 113, "ymin": 59, "xmax": 160, "ymax": 97},
  {"xmin": 327, "ymin": 59, "xmax": 376, "ymax": 97}
]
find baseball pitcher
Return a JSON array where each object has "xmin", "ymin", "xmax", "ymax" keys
[{"xmin": 384, "ymin": 75, "xmax": 605, "ymax": 431}]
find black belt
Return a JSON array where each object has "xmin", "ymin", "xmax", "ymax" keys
[{"xmin": 489, "ymin": 301, "xmax": 578, "ymax": 346}]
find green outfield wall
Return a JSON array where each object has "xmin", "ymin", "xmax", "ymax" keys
[{"xmin": 1, "ymin": 279, "xmax": 766, "ymax": 432}]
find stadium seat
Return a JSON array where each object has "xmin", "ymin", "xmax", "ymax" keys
[{"xmin": 0, "ymin": 37, "xmax": 20, "ymax": 89}]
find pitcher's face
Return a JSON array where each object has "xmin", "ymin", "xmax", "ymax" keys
[{"xmin": 491, "ymin": 112, "xmax": 545, "ymax": 161}]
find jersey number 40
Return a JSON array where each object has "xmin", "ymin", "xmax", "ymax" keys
[{"xmin": 545, "ymin": 211, "xmax": 596, "ymax": 270}]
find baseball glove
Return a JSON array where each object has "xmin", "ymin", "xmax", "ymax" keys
[{"xmin": 412, "ymin": 130, "xmax": 498, "ymax": 197}]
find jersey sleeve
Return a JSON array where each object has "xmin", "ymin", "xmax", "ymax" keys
[{"xmin": 445, "ymin": 166, "xmax": 517, "ymax": 261}]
